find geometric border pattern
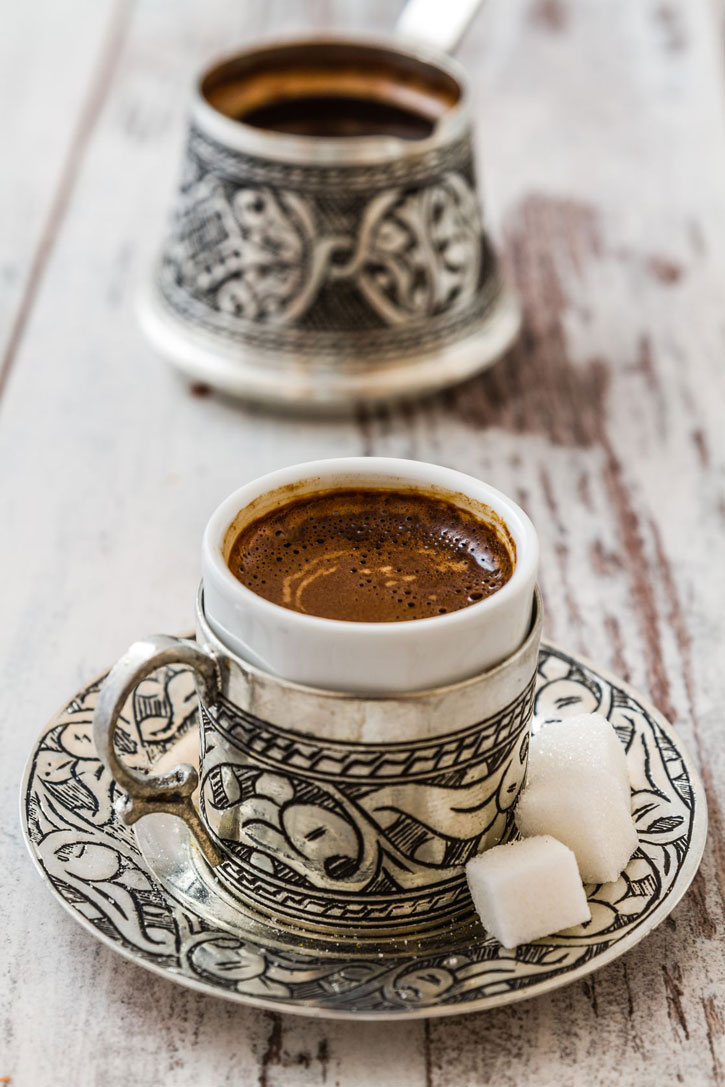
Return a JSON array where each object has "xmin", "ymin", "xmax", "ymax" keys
[
  {"xmin": 185, "ymin": 129, "xmax": 475, "ymax": 191},
  {"xmin": 210, "ymin": 678, "xmax": 535, "ymax": 783}
]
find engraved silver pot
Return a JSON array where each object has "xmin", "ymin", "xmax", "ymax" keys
[
  {"xmin": 93, "ymin": 587, "xmax": 542, "ymax": 945},
  {"xmin": 138, "ymin": 34, "xmax": 520, "ymax": 409}
]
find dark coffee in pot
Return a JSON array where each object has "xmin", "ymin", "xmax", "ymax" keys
[
  {"xmin": 238, "ymin": 94, "xmax": 436, "ymax": 139},
  {"xmin": 202, "ymin": 39, "xmax": 460, "ymax": 140}
]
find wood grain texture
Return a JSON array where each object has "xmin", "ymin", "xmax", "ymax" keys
[
  {"xmin": 0, "ymin": 0, "xmax": 126, "ymax": 393},
  {"xmin": 2, "ymin": 0, "xmax": 724, "ymax": 1083}
]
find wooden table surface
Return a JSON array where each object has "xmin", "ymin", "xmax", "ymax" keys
[{"xmin": 2, "ymin": 0, "xmax": 724, "ymax": 1083}]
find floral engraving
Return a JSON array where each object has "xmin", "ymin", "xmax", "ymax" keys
[
  {"xmin": 22, "ymin": 645, "xmax": 702, "ymax": 1017},
  {"xmin": 164, "ymin": 172, "xmax": 483, "ymax": 330},
  {"xmin": 198, "ymin": 685, "xmax": 532, "ymax": 927},
  {"xmin": 155, "ymin": 128, "xmax": 501, "ymax": 359}
]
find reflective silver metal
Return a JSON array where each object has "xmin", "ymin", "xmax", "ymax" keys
[
  {"xmin": 92, "ymin": 635, "xmax": 223, "ymax": 866},
  {"xmin": 22, "ymin": 638, "xmax": 707, "ymax": 1019},
  {"xmin": 92, "ymin": 587, "xmax": 542, "ymax": 944},
  {"xmin": 138, "ymin": 34, "xmax": 520, "ymax": 408},
  {"xmin": 396, "ymin": 0, "xmax": 485, "ymax": 54}
]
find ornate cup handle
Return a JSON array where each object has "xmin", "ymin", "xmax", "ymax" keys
[{"xmin": 92, "ymin": 634, "xmax": 224, "ymax": 867}]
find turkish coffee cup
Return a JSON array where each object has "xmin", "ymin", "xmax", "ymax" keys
[{"xmin": 93, "ymin": 459, "xmax": 541, "ymax": 941}]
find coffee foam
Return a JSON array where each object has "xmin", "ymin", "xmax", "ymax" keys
[{"xmin": 227, "ymin": 489, "xmax": 514, "ymax": 623}]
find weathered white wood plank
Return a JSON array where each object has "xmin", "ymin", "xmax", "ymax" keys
[
  {"xmin": 0, "ymin": 3, "xmax": 425, "ymax": 1086},
  {"xmin": 420, "ymin": 0, "xmax": 725, "ymax": 1081},
  {"xmin": 0, "ymin": 0, "xmax": 126, "ymax": 391},
  {"xmin": 2, "ymin": 0, "xmax": 725, "ymax": 1083}
]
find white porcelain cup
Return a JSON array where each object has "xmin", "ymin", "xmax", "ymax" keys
[{"xmin": 201, "ymin": 457, "xmax": 538, "ymax": 694}]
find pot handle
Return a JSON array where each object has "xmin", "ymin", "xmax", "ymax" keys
[
  {"xmin": 396, "ymin": 0, "xmax": 484, "ymax": 54},
  {"xmin": 92, "ymin": 634, "xmax": 223, "ymax": 866}
]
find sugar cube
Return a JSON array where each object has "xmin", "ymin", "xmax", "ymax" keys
[
  {"xmin": 465, "ymin": 835, "xmax": 591, "ymax": 949},
  {"xmin": 528, "ymin": 713, "xmax": 630, "ymax": 805},
  {"xmin": 515, "ymin": 770, "xmax": 638, "ymax": 884}
]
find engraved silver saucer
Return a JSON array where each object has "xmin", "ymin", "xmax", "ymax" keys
[{"xmin": 20, "ymin": 641, "xmax": 706, "ymax": 1020}]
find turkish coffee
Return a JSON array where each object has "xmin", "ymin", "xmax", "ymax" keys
[{"xmin": 226, "ymin": 488, "xmax": 514, "ymax": 623}]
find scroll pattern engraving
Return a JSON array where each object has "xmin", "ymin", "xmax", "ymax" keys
[
  {"xmin": 23, "ymin": 645, "xmax": 700, "ymax": 1016},
  {"xmin": 198, "ymin": 681, "xmax": 533, "ymax": 927},
  {"xmin": 156, "ymin": 128, "xmax": 500, "ymax": 358}
]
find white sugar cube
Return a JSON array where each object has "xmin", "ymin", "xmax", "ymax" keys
[
  {"xmin": 465, "ymin": 835, "xmax": 591, "ymax": 949},
  {"xmin": 516, "ymin": 771, "xmax": 638, "ymax": 884},
  {"xmin": 528, "ymin": 714, "xmax": 630, "ymax": 805}
]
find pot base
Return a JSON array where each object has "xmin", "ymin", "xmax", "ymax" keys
[{"xmin": 138, "ymin": 277, "xmax": 521, "ymax": 410}]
